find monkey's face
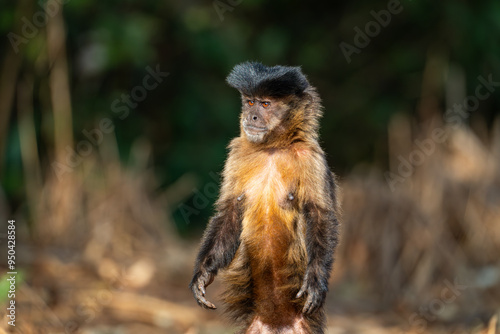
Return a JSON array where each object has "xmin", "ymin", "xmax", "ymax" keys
[{"xmin": 240, "ymin": 96, "xmax": 290, "ymax": 143}]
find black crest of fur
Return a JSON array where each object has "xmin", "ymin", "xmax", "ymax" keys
[{"xmin": 226, "ymin": 62, "xmax": 310, "ymax": 97}]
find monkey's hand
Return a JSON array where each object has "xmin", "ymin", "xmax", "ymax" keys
[
  {"xmin": 190, "ymin": 270, "xmax": 216, "ymax": 309},
  {"xmin": 296, "ymin": 271, "xmax": 328, "ymax": 314}
]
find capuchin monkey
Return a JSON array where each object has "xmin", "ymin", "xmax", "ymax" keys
[{"xmin": 190, "ymin": 62, "xmax": 340, "ymax": 334}]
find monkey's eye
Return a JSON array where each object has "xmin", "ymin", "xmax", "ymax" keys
[
  {"xmin": 248, "ymin": 100, "xmax": 255, "ymax": 106},
  {"xmin": 261, "ymin": 101, "xmax": 271, "ymax": 108}
]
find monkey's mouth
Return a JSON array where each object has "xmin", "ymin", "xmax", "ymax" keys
[{"xmin": 243, "ymin": 124, "xmax": 267, "ymax": 135}]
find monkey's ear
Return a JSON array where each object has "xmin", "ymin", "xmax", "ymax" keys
[{"xmin": 226, "ymin": 62, "xmax": 310, "ymax": 98}]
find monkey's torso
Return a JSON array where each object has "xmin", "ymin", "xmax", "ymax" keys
[{"xmin": 221, "ymin": 139, "xmax": 326, "ymax": 332}]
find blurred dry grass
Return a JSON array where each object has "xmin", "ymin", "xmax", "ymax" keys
[
  {"xmin": 339, "ymin": 120, "xmax": 500, "ymax": 309},
  {"xmin": 335, "ymin": 120, "xmax": 500, "ymax": 332}
]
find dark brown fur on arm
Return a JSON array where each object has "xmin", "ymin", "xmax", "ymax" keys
[
  {"xmin": 189, "ymin": 195, "xmax": 243, "ymax": 309},
  {"xmin": 297, "ymin": 165, "xmax": 340, "ymax": 314}
]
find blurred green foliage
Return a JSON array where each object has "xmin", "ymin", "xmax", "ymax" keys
[{"xmin": 1, "ymin": 0, "xmax": 499, "ymax": 233}]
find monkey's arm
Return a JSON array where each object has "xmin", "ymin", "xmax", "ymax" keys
[
  {"xmin": 296, "ymin": 170, "xmax": 340, "ymax": 314},
  {"xmin": 189, "ymin": 197, "xmax": 243, "ymax": 309}
]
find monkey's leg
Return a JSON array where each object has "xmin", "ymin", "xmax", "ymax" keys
[{"xmin": 190, "ymin": 197, "xmax": 243, "ymax": 309}]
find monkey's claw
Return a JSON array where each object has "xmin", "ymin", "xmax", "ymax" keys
[
  {"xmin": 296, "ymin": 274, "xmax": 327, "ymax": 315},
  {"xmin": 193, "ymin": 288, "xmax": 216, "ymax": 309},
  {"xmin": 302, "ymin": 292, "xmax": 322, "ymax": 314},
  {"xmin": 296, "ymin": 284, "xmax": 307, "ymax": 299},
  {"xmin": 190, "ymin": 271, "xmax": 216, "ymax": 310}
]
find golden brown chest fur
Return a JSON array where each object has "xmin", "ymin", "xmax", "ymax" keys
[
  {"xmin": 226, "ymin": 145, "xmax": 309, "ymax": 318},
  {"xmin": 220, "ymin": 138, "xmax": 329, "ymax": 326},
  {"xmin": 235, "ymin": 148, "xmax": 302, "ymax": 240}
]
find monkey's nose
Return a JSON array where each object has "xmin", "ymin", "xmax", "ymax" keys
[
  {"xmin": 246, "ymin": 113, "xmax": 266, "ymax": 130},
  {"xmin": 248, "ymin": 113, "xmax": 261, "ymax": 123}
]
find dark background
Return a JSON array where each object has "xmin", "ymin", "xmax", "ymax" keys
[{"xmin": 0, "ymin": 0, "xmax": 499, "ymax": 333}]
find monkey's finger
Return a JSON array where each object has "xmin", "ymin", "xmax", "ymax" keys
[
  {"xmin": 198, "ymin": 281, "xmax": 206, "ymax": 295},
  {"xmin": 296, "ymin": 271, "xmax": 310, "ymax": 299},
  {"xmin": 302, "ymin": 296, "xmax": 313, "ymax": 314},
  {"xmin": 304, "ymin": 294, "xmax": 322, "ymax": 315},
  {"xmin": 197, "ymin": 295, "xmax": 217, "ymax": 310},
  {"xmin": 206, "ymin": 274, "xmax": 215, "ymax": 287},
  {"xmin": 296, "ymin": 281, "xmax": 308, "ymax": 298},
  {"xmin": 193, "ymin": 287, "xmax": 216, "ymax": 309}
]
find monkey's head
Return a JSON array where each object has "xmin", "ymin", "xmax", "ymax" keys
[{"xmin": 226, "ymin": 62, "xmax": 321, "ymax": 145}]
